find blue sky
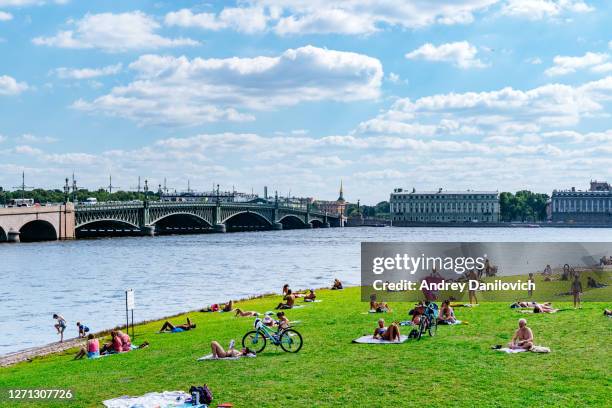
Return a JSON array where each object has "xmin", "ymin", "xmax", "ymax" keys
[{"xmin": 1, "ymin": 0, "xmax": 612, "ymax": 203}]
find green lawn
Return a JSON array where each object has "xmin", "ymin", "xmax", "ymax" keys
[{"xmin": 0, "ymin": 287, "xmax": 610, "ymax": 407}]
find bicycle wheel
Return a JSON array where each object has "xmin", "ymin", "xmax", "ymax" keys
[
  {"xmin": 279, "ymin": 329, "xmax": 303, "ymax": 353},
  {"xmin": 417, "ymin": 318, "xmax": 427, "ymax": 340},
  {"xmin": 428, "ymin": 320, "xmax": 437, "ymax": 337},
  {"xmin": 242, "ymin": 330, "xmax": 266, "ymax": 353}
]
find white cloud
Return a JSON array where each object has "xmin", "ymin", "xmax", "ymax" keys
[
  {"xmin": 545, "ymin": 52, "xmax": 609, "ymax": 76},
  {"xmin": 526, "ymin": 57, "xmax": 543, "ymax": 64},
  {"xmin": 0, "ymin": 0, "xmax": 68, "ymax": 6},
  {"xmin": 0, "ymin": 75, "xmax": 28, "ymax": 95},
  {"xmin": 32, "ymin": 11, "xmax": 199, "ymax": 52},
  {"xmin": 18, "ymin": 134, "xmax": 57, "ymax": 143},
  {"xmin": 54, "ymin": 63, "xmax": 122, "ymax": 79},
  {"xmin": 72, "ymin": 45, "xmax": 383, "ymax": 126},
  {"xmin": 165, "ymin": 7, "xmax": 268, "ymax": 34},
  {"xmin": 0, "ymin": 11, "xmax": 12, "ymax": 20},
  {"xmin": 387, "ymin": 72, "xmax": 401, "ymax": 83},
  {"xmin": 405, "ymin": 41, "xmax": 487, "ymax": 69},
  {"xmin": 501, "ymin": 0, "xmax": 593, "ymax": 20}
]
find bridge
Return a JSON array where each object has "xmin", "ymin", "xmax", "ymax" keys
[{"xmin": 0, "ymin": 200, "xmax": 343, "ymax": 242}]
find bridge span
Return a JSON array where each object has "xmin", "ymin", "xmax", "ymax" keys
[{"xmin": 0, "ymin": 200, "xmax": 342, "ymax": 242}]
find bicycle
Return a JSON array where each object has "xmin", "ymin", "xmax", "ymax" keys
[
  {"xmin": 417, "ymin": 303, "xmax": 438, "ymax": 340},
  {"xmin": 242, "ymin": 317, "xmax": 303, "ymax": 353}
]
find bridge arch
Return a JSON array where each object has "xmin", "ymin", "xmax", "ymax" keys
[
  {"xmin": 152, "ymin": 212, "xmax": 213, "ymax": 235},
  {"xmin": 76, "ymin": 219, "xmax": 141, "ymax": 238},
  {"xmin": 223, "ymin": 211, "xmax": 273, "ymax": 231},
  {"xmin": 19, "ymin": 220, "xmax": 57, "ymax": 242},
  {"xmin": 310, "ymin": 219, "xmax": 325, "ymax": 228},
  {"xmin": 278, "ymin": 214, "xmax": 307, "ymax": 229}
]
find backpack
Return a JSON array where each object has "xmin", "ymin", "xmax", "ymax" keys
[{"xmin": 189, "ymin": 385, "xmax": 213, "ymax": 405}]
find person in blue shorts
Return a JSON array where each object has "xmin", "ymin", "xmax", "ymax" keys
[
  {"xmin": 159, "ymin": 317, "xmax": 196, "ymax": 333},
  {"xmin": 77, "ymin": 321, "xmax": 90, "ymax": 338}
]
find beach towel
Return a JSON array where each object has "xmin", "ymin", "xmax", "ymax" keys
[
  {"xmin": 399, "ymin": 321, "xmax": 414, "ymax": 326},
  {"xmin": 352, "ymin": 335, "xmax": 409, "ymax": 344},
  {"xmin": 495, "ymin": 347, "xmax": 528, "ymax": 354},
  {"xmin": 197, "ymin": 353, "xmax": 256, "ymax": 361},
  {"xmin": 530, "ymin": 345, "xmax": 551, "ymax": 353},
  {"xmin": 304, "ymin": 299, "xmax": 322, "ymax": 303},
  {"xmin": 518, "ymin": 309, "xmax": 559, "ymax": 314},
  {"xmin": 438, "ymin": 320, "xmax": 462, "ymax": 325},
  {"xmin": 103, "ymin": 391, "xmax": 205, "ymax": 407},
  {"xmin": 451, "ymin": 303, "xmax": 478, "ymax": 308},
  {"xmin": 368, "ymin": 309, "xmax": 387, "ymax": 313}
]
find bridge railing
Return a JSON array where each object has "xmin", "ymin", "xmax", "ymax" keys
[{"xmin": 75, "ymin": 200, "xmax": 338, "ymax": 218}]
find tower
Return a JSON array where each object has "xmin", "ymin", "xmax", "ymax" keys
[{"xmin": 337, "ymin": 180, "xmax": 345, "ymax": 203}]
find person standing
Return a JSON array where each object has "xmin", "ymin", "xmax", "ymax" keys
[
  {"xmin": 527, "ymin": 273, "xmax": 534, "ymax": 298},
  {"xmin": 53, "ymin": 314, "xmax": 67, "ymax": 343},
  {"xmin": 571, "ymin": 274, "xmax": 582, "ymax": 309}
]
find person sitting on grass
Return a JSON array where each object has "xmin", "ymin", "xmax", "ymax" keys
[
  {"xmin": 303, "ymin": 289, "xmax": 316, "ymax": 302},
  {"xmin": 331, "ymin": 279, "xmax": 343, "ymax": 290},
  {"xmin": 369, "ymin": 294, "xmax": 390, "ymax": 313},
  {"xmin": 508, "ymin": 318, "xmax": 534, "ymax": 350},
  {"xmin": 76, "ymin": 322, "xmax": 90, "ymax": 338},
  {"xmin": 100, "ymin": 331, "xmax": 121, "ymax": 354},
  {"xmin": 74, "ymin": 334, "xmax": 99, "ymax": 360},
  {"xmin": 438, "ymin": 300, "xmax": 456, "ymax": 324},
  {"xmin": 373, "ymin": 319, "xmax": 401, "ymax": 342},
  {"xmin": 210, "ymin": 340, "xmax": 254, "ymax": 359},
  {"xmin": 235, "ymin": 308, "xmax": 259, "ymax": 317},
  {"xmin": 159, "ymin": 317, "xmax": 196, "ymax": 333},
  {"xmin": 222, "ymin": 300, "xmax": 234, "ymax": 312},
  {"xmin": 276, "ymin": 289, "xmax": 295, "ymax": 309},
  {"xmin": 276, "ymin": 311, "xmax": 290, "ymax": 329},
  {"xmin": 282, "ymin": 284, "xmax": 290, "ymax": 296},
  {"xmin": 53, "ymin": 314, "xmax": 67, "ymax": 343},
  {"xmin": 604, "ymin": 309, "xmax": 612, "ymax": 317}
]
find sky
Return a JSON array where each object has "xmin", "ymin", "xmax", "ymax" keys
[{"xmin": 1, "ymin": 0, "xmax": 612, "ymax": 203}]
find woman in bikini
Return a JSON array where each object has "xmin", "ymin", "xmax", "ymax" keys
[
  {"xmin": 235, "ymin": 308, "xmax": 259, "ymax": 317},
  {"xmin": 210, "ymin": 341, "xmax": 253, "ymax": 359},
  {"xmin": 373, "ymin": 319, "xmax": 401, "ymax": 342}
]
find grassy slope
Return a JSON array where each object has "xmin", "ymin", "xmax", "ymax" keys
[{"xmin": 0, "ymin": 287, "xmax": 610, "ymax": 407}]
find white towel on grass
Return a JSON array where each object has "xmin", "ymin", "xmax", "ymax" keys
[
  {"xmin": 197, "ymin": 353, "xmax": 256, "ymax": 361},
  {"xmin": 103, "ymin": 391, "xmax": 201, "ymax": 407},
  {"xmin": 353, "ymin": 335, "xmax": 409, "ymax": 344}
]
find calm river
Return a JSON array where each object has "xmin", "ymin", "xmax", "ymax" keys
[{"xmin": 2, "ymin": 227, "xmax": 611, "ymax": 355}]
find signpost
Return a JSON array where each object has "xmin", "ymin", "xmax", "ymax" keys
[{"xmin": 125, "ymin": 289, "xmax": 135, "ymax": 339}]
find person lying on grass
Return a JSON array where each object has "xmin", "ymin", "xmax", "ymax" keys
[
  {"xmin": 210, "ymin": 340, "xmax": 254, "ymax": 359},
  {"xmin": 604, "ymin": 309, "xmax": 612, "ymax": 317},
  {"xmin": 508, "ymin": 318, "xmax": 534, "ymax": 350},
  {"xmin": 276, "ymin": 289, "xmax": 295, "ymax": 309},
  {"xmin": 332, "ymin": 278, "xmax": 343, "ymax": 290},
  {"xmin": 74, "ymin": 334, "xmax": 99, "ymax": 360},
  {"xmin": 303, "ymin": 289, "xmax": 316, "ymax": 302},
  {"xmin": 438, "ymin": 300, "xmax": 456, "ymax": 324},
  {"xmin": 373, "ymin": 319, "xmax": 401, "ymax": 342},
  {"xmin": 235, "ymin": 308, "xmax": 259, "ymax": 317},
  {"xmin": 370, "ymin": 294, "xmax": 390, "ymax": 313},
  {"xmin": 159, "ymin": 317, "xmax": 196, "ymax": 333},
  {"xmin": 533, "ymin": 303, "xmax": 559, "ymax": 313}
]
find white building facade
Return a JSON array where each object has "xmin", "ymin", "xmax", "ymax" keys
[
  {"xmin": 390, "ymin": 189, "xmax": 500, "ymax": 224},
  {"xmin": 551, "ymin": 188, "xmax": 612, "ymax": 224}
]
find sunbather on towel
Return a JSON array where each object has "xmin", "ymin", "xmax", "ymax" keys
[
  {"xmin": 276, "ymin": 290, "xmax": 295, "ymax": 309},
  {"xmin": 370, "ymin": 294, "xmax": 390, "ymax": 313},
  {"xmin": 373, "ymin": 319, "xmax": 401, "ymax": 342},
  {"xmin": 533, "ymin": 303, "xmax": 558, "ymax": 313},
  {"xmin": 235, "ymin": 308, "xmax": 259, "ymax": 317},
  {"xmin": 210, "ymin": 340, "xmax": 253, "ymax": 359},
  {"xmin": 303, "ymin": 289, "xmax": 316, "ymax": 302},
  {"xmin": 74, "ymin": 334, "xmax": 100, "ymax": 360},
  {"xmin": 159, "ymin": 317, "xmax": 196, "ymax": 333},
  {"xmin": 604, "ymin": 309, "xmax": 612, "ymax": 316},
  {"xmin": 508, "ymin": 318, "xmax": 534, "ymax": 350},
  {"xmin": 438, "ymin": 300, "xmax": 457, "ymax": 324}
]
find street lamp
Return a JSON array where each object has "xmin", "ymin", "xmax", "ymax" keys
[{"xmin": 63, "ymin": 178, "xmax": 70, "ymax": 203}]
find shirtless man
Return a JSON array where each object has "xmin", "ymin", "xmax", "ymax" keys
[
  {"xmin": 159, "ymin": 317, "xmax": 196, "ymax": 333},
  {"xmin": 467, "ymin": 269, "xmax": 479, "ymax": 304},
  {"xmin": 276, "ymin": 289, "xmax": 295, "ymax": 309},
  {"xmin": 303, "ymin": 289, "xmax": 316, "ymax": 302},
  {"xmin": 508, "ymin": 318, "xmax": 534, "ymax": 350},
  {"xmin": 235, "ymin": 308, "xmax": 259, "ymax": 317}
]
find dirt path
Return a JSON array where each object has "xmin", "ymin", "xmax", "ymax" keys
[{"xmin": 0, "ymin": 337, "xmax": 85, "ymax": 367}]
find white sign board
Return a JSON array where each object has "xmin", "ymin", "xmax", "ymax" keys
[{"xmin": 126, "ymin": 289, "xmax": 135, "ymax": 310}]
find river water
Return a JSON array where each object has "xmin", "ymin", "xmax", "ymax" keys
[{"xmin": 2, "ymin": 227, "xmax": 611, "ymax": 355}]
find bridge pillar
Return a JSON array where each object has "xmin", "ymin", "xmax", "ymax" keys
[
  {"xmin": 273, "ymin": 222, "xmax": 283, "ymax": 230},
  {"xmin": 322, "ymin": 222, "xmax": 331, "ymax": 228},
  {"xmin": 304, "ymin": 223, "xmax": 313, "ymax": 229},
  {"xmin": 214, "ymin": 223, "xmax": 226, "ymax": 233},
  {"xmin": 141, "ymin": 225, "xmax": 156, "ymax": 236},
  {"xmin": 7, "ymin": 228, "xmax": 20, "ymax": 243}
]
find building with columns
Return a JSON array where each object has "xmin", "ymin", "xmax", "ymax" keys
[
  {"xmin": 551, "ymin": 182, "xmax": 612, "ymax": 224},
  {"xmin": 390, "ymin": 188, "xmax": 500, "ymax": 224}
]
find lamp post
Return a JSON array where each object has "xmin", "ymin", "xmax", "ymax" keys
[{"xmin": 63, "ymin": 178, "xmax": 70, "ymax": 204}]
